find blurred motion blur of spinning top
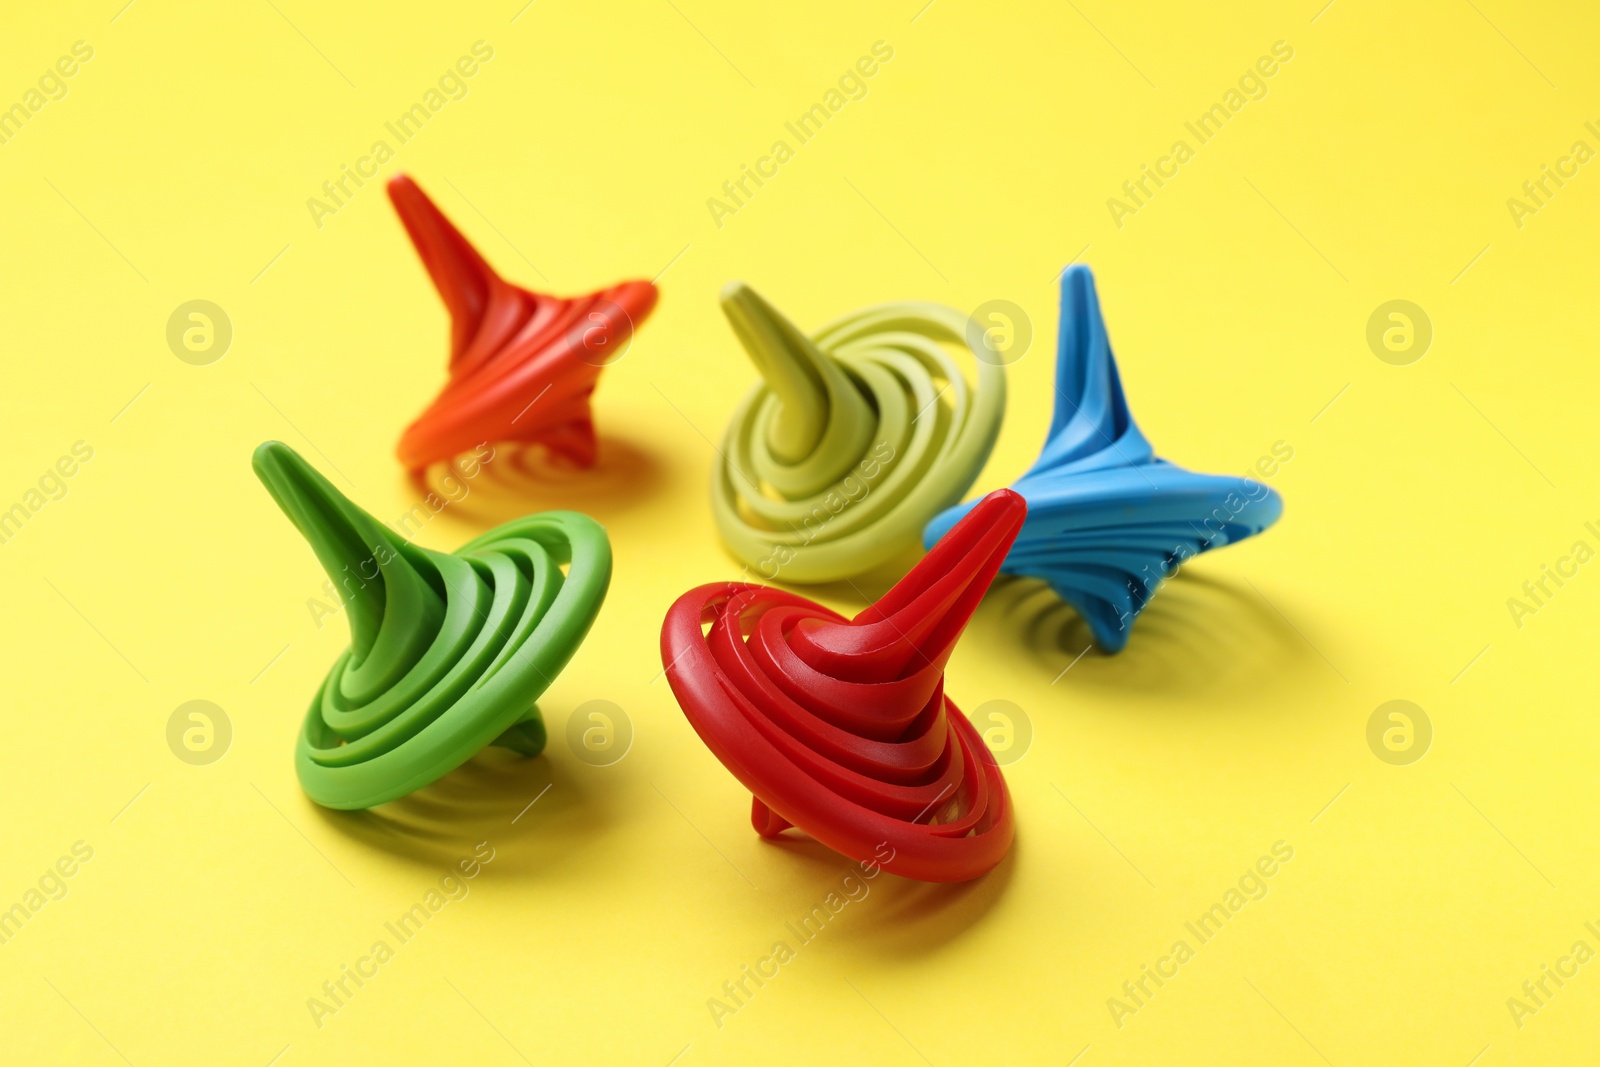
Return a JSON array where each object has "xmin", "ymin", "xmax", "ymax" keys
[
  {"xmin": 253, "ymin": 441, "xmax": 611, "ymax": 810},
  {"xmin": 660, "ymin": 488, "xmax": 1024, "ymax": 883},
  {"xmin": 711, "ymin": 282, "xmax": 1005, "ymax": 584},
  {"xmin": 924, "ymin": 265, "xmax": 1283, "ymax": 654},
  {"xmin": 388, "ymin": 173, "xmax": 659, "ymax": 472}
]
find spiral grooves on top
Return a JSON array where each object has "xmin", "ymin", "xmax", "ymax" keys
[
  {"xmin": 711, "ymin": 282, "xmax": 1005, "ymax": 584},
  {"xmin": 254, "ymin": 441, "xmax": 611, "ymax": 809},
  {"xmin": 662, "ymin": 488, "xmax": 1025, "ymax": 883},
  {"xmin": 388, "ymin": 173, "xmax": 658, "ymax": 472},
  {"xmin": 924, "ymin": 265, "xmax": 1283, "ymax": 653}
]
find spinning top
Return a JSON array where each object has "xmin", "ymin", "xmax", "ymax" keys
[
  {"xmin": 661, "ymin": 488, "xmax": 1025, "ymax": 883},
  {"xmin": 389, "ymin": 173, "xmax": 659, "ymax": 472},
  {"xmin": 253, "ymin": 441, "xmax": 611, "ymax": 809},
  {"xmin": 711, "ymin": 282, "xmax": 1005, "ymax": 584},
  {"xmin": 924, "ymin": 265, "xmax": 1283, "ymax": 653}
]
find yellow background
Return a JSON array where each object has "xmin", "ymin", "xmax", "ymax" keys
[{"xmin": 1, "ymin": 0, "xmax": 1596, "ymax": 1063}]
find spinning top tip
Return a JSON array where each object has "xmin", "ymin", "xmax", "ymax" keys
[
  {"xmin": 384, "ymin": 172, "xmax": 445, "ymax": 231},
  {"xmin": 981, "ymin": 485, "xmax": 1027, "ymax": 521},
  {"xmin": 253, "ymin": 440, "xmax": 417, "ymax": 664},
  {"xmin": 717, "ymin": 280, "xmax": 847, "ymax": 464},
  {"xmin": 252, "ymin": 439, "xmax": 322, "ymax": 512}
]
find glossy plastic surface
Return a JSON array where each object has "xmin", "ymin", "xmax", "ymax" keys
[
  {"xmin": 254, "ymin": 441, "xmax": 612, "ymax": 809},
  {"xmin": 389, "ymin": 173, "xmax": 658, "ymax": 471},
  {"xmin": 662, "ymin": 488, "xmax": 1024, "ymax": 882},
  {"xmin": 711, "ymin": 282, "xmax": 1004, "ymax": 583},
  {"xmin": 924, "ymin": 265, "xmax": 1282, "ymax": 652}
]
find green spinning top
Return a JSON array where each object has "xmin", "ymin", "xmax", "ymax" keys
[
  {"xmin": 712, "ymin": 283, "xmax": 1006, "ymax": 584},
  {"xmin": 253, "ymin": 441, "xmax": 612, "ymax": 809}
]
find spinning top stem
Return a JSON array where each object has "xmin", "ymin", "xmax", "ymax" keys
[
  {"xmin": 720, "ymin": 280, "xmax": 873, "ymax": 473},
  {"xmin": 388, "ymin": 173, "xmax": 497, "ymax": 365},
  {"xmin": 253, "ymin": 442, "xmax": 444, "ymax": 702}
]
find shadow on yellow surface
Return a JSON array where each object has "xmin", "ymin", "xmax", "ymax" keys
[
  {"xmin": 972, "ymin": 571, "xmax": 1311, "ymax": 698},
  {"xmin": 406, "ymin": 433, "xmax": 666, "ymax": 528},
  {"xmin": 755, "ymin": 806, "xmax": 1016, "ymax": 955},
  {"xmin": 310, "ymin": 743, "xmax": 611, "ymax": 876}
]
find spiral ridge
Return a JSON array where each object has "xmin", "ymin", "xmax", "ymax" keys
[
  {"xmin": 389, "ymin": 174, "xmax": 658, "ymax": 472},
  {"xmin": 711, "ymin": 282, "xmax": 1005, "ymax": 584},
  {"xmin": 662, "ymin": 488, "xmax": 1024, "ymax": 883},
  {"xmin": 925, "ymin": 265, "xmax": 1283, "ymax": 653},
  {"xmin": 254, "ymin": 441, "xmax": 611, "ymax": 809}
]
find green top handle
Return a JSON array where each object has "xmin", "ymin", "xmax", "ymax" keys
[{"xmin": 253, "ymin": 441, "xmax": 612, "ymax": 809}]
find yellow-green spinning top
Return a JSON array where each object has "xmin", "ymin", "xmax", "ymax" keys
[{"xmin": 712, "ymin": 282, "xmax": 1005, "ymax": 583}]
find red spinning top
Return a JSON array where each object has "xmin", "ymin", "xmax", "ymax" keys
[
  {"xmin": 388, "ymin": 174, "xmax": 659, "ymax": 471},
  {"xmin": 660, "ymin": 488, "xmax": 1026, "ymax": 883}
]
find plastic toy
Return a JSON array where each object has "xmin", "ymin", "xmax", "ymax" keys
[
  {"xmin": 253, "ymin": 440, "xmax": 611, "ymax": 809},
  {"xmin": 389, "ymin": 174, "xmax": 658, "ymax": 472},
  {"xmin": 924, "ymin": 265, "xmax": 1283, "ymax": 653},
  {"xmin": 661, "ymin": 488, "xmax": 1024, "ymax": 882},
  {"xmin": 711, "ymin": 281, "xmax": 1004, "ymax": 584}
]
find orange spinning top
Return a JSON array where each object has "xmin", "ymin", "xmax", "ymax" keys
[{"xmin": 388, "ymin": 174, "xmax": 659, "ymax": 471}]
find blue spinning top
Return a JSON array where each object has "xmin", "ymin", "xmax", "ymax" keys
[{"xmin": 923, "ymin": 265, "xmax": 1283, "ymax": 653}]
